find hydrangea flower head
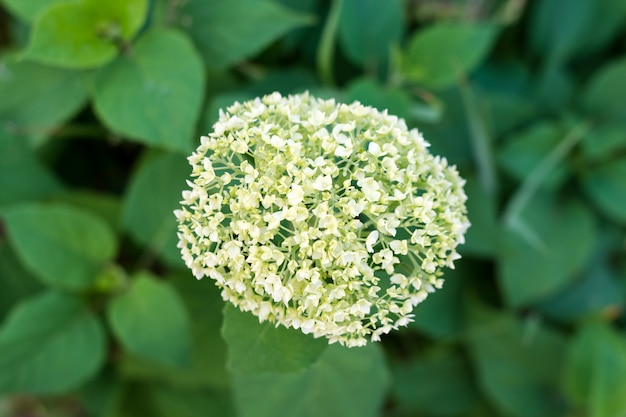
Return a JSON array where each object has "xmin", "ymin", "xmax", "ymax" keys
[{"xmin": 175, "ymin": 92, "xmax": 469, "ymax": 347}]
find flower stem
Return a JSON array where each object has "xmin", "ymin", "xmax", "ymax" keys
[{"xmin": 316, "ymin": 0, "xmax": 343, "ymax": 86}]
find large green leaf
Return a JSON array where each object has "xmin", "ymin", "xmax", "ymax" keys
[
  {"xmin": 121, "ymin": 152, "xmax": 190, "ymax": 267},
  {"xmin": 466, "ymin": 302, "xmax": 567, "ymax": 417},
  {"xmin": 582, "ymin": 159, "xmax": 626, "ymax": 224},
  {"xmin": 498, "ymin": 198, "xmax": 596, "ymax": 306},
  {"xmin": 24, "ymin": 0, "xmax": 148, "ymax": 69},
  {"xmin": 563, "ymin": 321, "xmax": 626, "ymax": 417},
  {"xmin": 222, "ymin": 304, "xmax": 327, "ymax": 375},
  {"xmin": 345, "ymin": 78, "xmax": 412, "ymax": 121},
  {"xmin": 392, "ymin": 347, "xmax": 479, "ymax": 416},
  {"xmin": 119, "ymin": 273, "xmax": 229, "ymax": 388},
  {"xmin": 176, "ymin": 0, "xmax": 312, "ymax": 69},
  {"xmin": 107, "ymin": 272, "xmax": 192, "ymax": 368},
  {"xmin": 1, "ymin": 203, "xmax": 118, "ymax": 290},
  {"xmin": 0, "ymin": 241, "xmax": 43, "ymax": 322},
  {"xmin": 93, "ymin": 29, "xmax": 204, "ymax": 152},
  {"xmin": 2, "ymin": 0, "xmax": 70, "ymax": 22},
  {"xmin": 338, "ymin": 0, "xmax": 403, "ymax": 68},
  {"xmin": 582, "ymin": 58, "xmax": 626, "ymax": 125},
  {"xmin": 0, "ymin": 56, "xmax": 88, "ymax": 142},
  {"xmin": 404, "ymin": 23, "xmax": 497, "ymax": 90},
  {"xmin": 0, "ymin": 291, "xmax": 106, "ymax": 394},
  {"xmin": 0, "ymin": 132, "xmax": 63, "ymax": 207},
  {"xmin": 232, "ymin": 343, "xmax": 390, "ymax": 417}
]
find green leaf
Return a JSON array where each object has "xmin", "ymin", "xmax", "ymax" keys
[
  {"xmin": 0, "ymin": 241, "xmax": 43, "ymax": 321},
  {"xmin": 0, "ymin": 132, "xmax": 63, "ymax": 207},
  {"xmin": 582, "ymin": 159, "xmax": 626, "ymax": 223},
  {"xmin": 392, "ymin": 347, "xmax": 479, "ymax": 416},
  {"xmin": 410, "ymin": 265, "xmax": 464, "ymax": 339},
  {"xmin": 222, "ymin": 304, "xmax": 327, "ymax": 374},
  {"xmin": 53, "ymin": 190, "xmax": 123, "ymax": 233},
  {"xmin": 582, "ymin": 58, "xmax": 626, "ymax": 125},
  {"xmin": 529, "ymin": 0, "xmax": 626, "ymax": 65},
  {"xmin": 466, "ymin": 302, "xmax": 567, "ymax": 417},
  {"xmin": 345, "ymin": 78, "xmax": 411, "ymax": 121},
  {"xmin": 563, "ymin": 321, "xmax": 626, "ymax": 417},
  {"xmin": 0, "ymin": 291, "xmax": 106, "ymax": 395},
  {"xmin": 1, "ymin": 0, "xmax": 68, "ymax": 22},
  {"xmin": 0, "ymin": 56, "xmax": 88, "ymax": 142},
  {"xmin": 404, "ymin": 23, "xmax": 497, "ymax": 90},
  {"xmin": 232, "ymin": 343, "xmax": 390, "ymax": 417},
  {"xmin": 24, "ymin": 0, "xmax": 148, "ymax": 69},
  {"xmin": 108, "ymin": 272, "xmax": 192, "ymax": 368},
  {"xmin": 581, "ymin": 124, "xmax": 626, "ymax": 162},
  {"xmin": 149, "ymin": 385, "xmax": 235, "ymax": 417},
  {"xmin": 93, "ymin": 29, "xmax": 204, "ymax": 152},
  {"xmin": 498, "ymin": 121, "xmax": 570, "ymax": 189},
  {"xmin": 498, "ymin": 198, "xmax": 596, "ymax": 306},
  {"xmin": 119, "ymin": 273, "xmax": 229, "ymax": 388},
  {"xmin": 122, "ymin": 152, "xmax": 190, "ymax": 267},
  {"xmin": 338, "ymin": 0, "xmax": 403, "ymax": 68},
  {"xmin": 176, "ymin": 0, "xmax": 312, "ymax": 70},
  {"xmin": 462, "ymin": 176, "xmax": 499, "ymax": 257},
  {"xmin": 1, "ymin": 203, "xmax": 118, "ymax": 290}
]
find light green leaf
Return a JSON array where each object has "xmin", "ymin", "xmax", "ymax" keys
[
  {"xmin": 0, "ymin": 56, "xmax": 88, "ymax": 141},
  {"xmin": 0, "ymin": 291, "xmax": 106, "ymax": 395},
  {"xmin": 338, "ymin": 0, "xmax": 403, "ymax": 68},
  {"xmin": 122, "ymin": 152, "xmax": 190, "ymax": 267},
  {"xmin": 232, "ymin": 343, "xmax": 390, "ymax": 417},
  {"xmin": 582, "ymin": 58, "xmax": 626, "ymax": 125},
  {"xmin": 2, "ymin": 0, "xmax": 72, "ymax": 22},
  {"xmin": 53, "ymin": 190, "xmax": 122, "ymax": 232},
  {"xmin": 404, "ymin": 23, "xmax": 497, "ymax": 90},
  {"xmin": 108, "ymin": 272, "xmax": 192, "ymax": 368},
  {"xmin": 498, "ymin": 198, "xmax": 596, "ymax": 306},
  {"xmin": 1, "ymin": 203, "xmax": 118, "ymax": 290},
  {"xmin": 222, "ymin": 304, "xmax": 327, "ymax": 375},
  {"xmin": 176, "ymin": 0, "xmax": 312, "ymax": 69},
  {"xmin": 93, "ymin": 29, "xmax": 204, "ymax": 152},
  {"xmin": 581, "ymin": 124, "xmax": 626, "ymax": 162},
  {"xmin": 0, "ymin": 132, "xmax": 63, "ymax": 207},
  {"xmin": 467, "ymin": 302, "xmax": 567, "ymax": 417},
  {"xmin": 563, "ymin": 321, "xmax": 626, "ymax": 417},
  {"xmin": 392, "ymin": 347, "xmax": 479, "ymax": 416},
  {"xmin": 582, "ymin": 159, "xmax": 626, "ymax": 223},
  {"xmin": 24, "ymin": 0, "xmax": 148, "ymax": 69}
]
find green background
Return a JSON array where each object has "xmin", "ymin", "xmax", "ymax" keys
[{"xmin": 1, "ymin": 0, "xmax": 626, "ymax": 416}]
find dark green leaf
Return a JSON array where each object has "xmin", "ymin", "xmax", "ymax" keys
[
  {"xmin": 582, "ymin": 58, "xmax": 626, "ymax": 125},
  {"xmin": 149, "ymin": 385, "xmax": 235, "ymax": 417},
  {"xmin": 392, "ymin": 347, "xmax": 479, "ymax": 416},
  {"xmin": 581, "ymin": 124, "xmax": 626, "ymax": 162},
  {"xmin": 0, "ymin": 291, "xmax": 106, "ymax": 394},
  {"xmin": 499, "ymin": 198, "xmax": 596, "ymax": 306},
  {"xmin": 0, "ymin": 132, "xmax": 63, "ymax": 207},
  {"xmin": 466, "ymin": 302, "xmax": 567, "ymax": 417},
  {"xmin": 563, "ymin": 321, "xmax": 626, "ymax": 417},
  {"xmin": 0, "ymin": 56, "xmax": 88, "ymax": 142},
  {"xmin": 222, "ymin": 304, "xmax": 327, "ymax": 374},
  {"xmin": 404, "ymin": 23, "xmax": 497, "ymax": 90},
  {"xmin": 122, "ymin": 152, "xmax": 190, "ymax": 267},
  {"xmin": 0, "ymin": 241, "xmax": 43, "ymax": 321},
  {"xmin": 338, "ymin": 0, "xmax": 403, "ymax": 68},
  {"xmin": 53, "ymin": 190, "xmax": 122, "ymax": 232},
  {"xmin": 582, "ymin": 159, "xmax": 626, "ymax": 223},
  {"xmin": 345, "ymin": 78, "xmax": 411, "ymax": 121},
  {"xmin": 176, "ymin": 0, "xmax": 312, "ymax": 69},
  {"xmin": 93, "ymin": 29, "xmax": 204, "ymax": 152},
  {"xmin": 24, "ymin": 0, "xmax": 148, "ymax": 69},
  {"xmin": 462, "ymin": 176, "xmax": 499, "ymax": 257},
  {"xmin": 498, "ymin": 121, "xmax": 569, "ymax": 189},
  {"xmin": 108, "ymin": 272, "xmax": 192, "ymax": 368},
  {"xmin": 232, "ymin": 343, "xmax": 390, "ymax": 417},
  {"xmin": 2, "ymin": 203, "xmax": 118, "ymax": 290}
]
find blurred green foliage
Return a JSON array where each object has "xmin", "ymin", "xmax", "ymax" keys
[{"xmin": 0, "ymin": 0, "xmax": 626, "ymax": 416}]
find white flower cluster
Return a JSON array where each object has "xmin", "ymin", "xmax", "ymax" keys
[{"xmin": 175, "ymin": 92, "xmax": 469, "ymax": 347}]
